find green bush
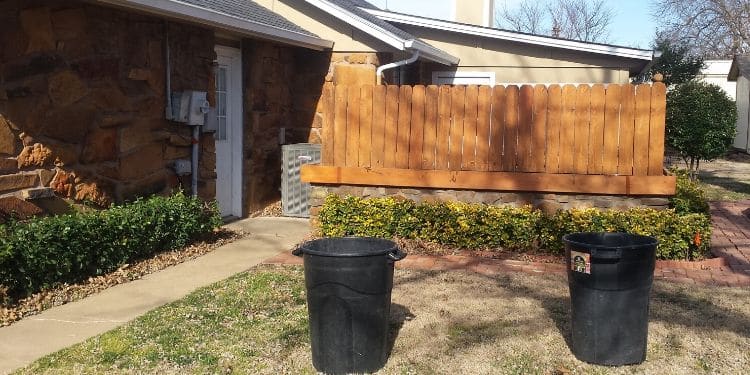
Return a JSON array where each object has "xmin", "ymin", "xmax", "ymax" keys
[
  {"xmin": 0, "ymin": 192, "xmax": 222, "ymax": 302},
  {"xmin": 669, "ymin": 169, "xmax": 710, "ymax": 216},
  {"xmin": 666, "ymin": 81, "xmax": 736, "ymax": 177},
  {"xmin": 319, "ymin": 195, "xmax": 711, "ymax": 261}
]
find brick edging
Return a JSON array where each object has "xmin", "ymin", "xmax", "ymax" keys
[{"xmin": 263, "ymin": 252, "xmax": 750, "ymax": 287}]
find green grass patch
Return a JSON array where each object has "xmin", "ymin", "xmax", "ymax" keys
[{"xmin": 16, "ymin": 266, "xmax": 311, "ymax": 375}]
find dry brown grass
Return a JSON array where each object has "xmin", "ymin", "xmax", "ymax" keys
[{"xmin": 383, "ymin": 270, "xmax": 750, "ymax": 374}]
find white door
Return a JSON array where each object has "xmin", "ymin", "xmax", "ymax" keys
[{"xmin": 214, "ymin": 46, "xmax": 243, "ymax": 217}]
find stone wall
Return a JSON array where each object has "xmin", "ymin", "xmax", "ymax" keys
[
  {"xmin": 310, "ymin": 185, "xmax": 670, "ymax": 217},
  {"xmin": 0, "ymin": 0, "xmax": 215, "ymax": 205}
]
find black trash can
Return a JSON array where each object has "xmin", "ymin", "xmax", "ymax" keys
[
  {"xmin": 294, "ymin": 237, "xmax": 406, "ymax": 375},
  {"xmin": 562, "ymin": 232, "xmax": 658, "ymax": 366}
]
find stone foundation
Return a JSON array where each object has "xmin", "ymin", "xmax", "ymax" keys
[{"xmin": 310, "ymin": 185, "xmax": 670, "ymax": 217}]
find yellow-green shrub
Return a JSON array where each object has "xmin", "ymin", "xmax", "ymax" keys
[{"xmin": 319, "ymin": 195, "xmax": 711, "ymax": 260}]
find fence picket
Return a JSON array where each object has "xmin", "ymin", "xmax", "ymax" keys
[
  {"xmin": 371, "ymin": 85, "xmax": 386, "ymax": 168},
  {"xmin": 358, "ymin": 85, "xmax": 373, "ymax": 167},
  {"xmin": 517, "ymin": 85, "xmax": 534, "ymax": 171},
  {"xmin": 449, "ymin": 85, "xmax": 466, "ymax": 170},
  {"xmin": 619, "ymin": 84, "xmax": 636, "ymax": 175},
  {"xmin": 588, "ymin": 84, "xmax": 606, "ymax": 174},
  {"xmin": 633, "ymin": 84, "xmax": 652, "ymax": 175},
  {"xmin": 333, "ymin": 85, "xmax": 348, "ymax": 166},
  {"xmin": 503, "ymin": 85, "xmax": 519, "ymax": 171},
  {"xmin": 422, "ymin": 85, "xmax": 439, "ymax": 169},
  {"xmin": 490, "ymin": 86, "xmax": 506, "ymax": 171},
  {"xmin": 559, "ymin": 85, "xmax": 577, "ymax": 173},
  {"xmin": 574, "ymin": 85, "xmax": 591, "ymax": 174},
  {"xmin": 649, "ymin": 82, "xmax": 667, "ymax": 175},
  {"xmin": 435, "ymin": 86, "xmax": 452, "ymax": 169},
  {"xmin": 409, "ymin": 85, "xmax": 425, "ymax": 169},
  {"xmin": 462, "ymin": 85, "xmax": 479, "ymax": 170},
  {"xmin": 476, "ymin": 86, "xmax": 492, "ymax": 171},
  {"xmin": 321, "ymin": 82, "xmax": 334, "ymax": 165},
  {"xmin": 602, "ymin": 84, "xmax": 621, "ymax": 175},
  {"xmin": 546, "ymin": 85, "xmax": 562, "ymax": 173},
  {"xmin": 396, "ymin": 85, "xmax": 412, "ymax": 169}
]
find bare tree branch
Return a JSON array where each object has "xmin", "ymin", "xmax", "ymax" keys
[
  {"xmin": 497, "ymin": 0, "xmax": 613, "ymax": 43},
  {"xmin": 653, "ymin": 0, "xmax": 750, "ymax": 58}
]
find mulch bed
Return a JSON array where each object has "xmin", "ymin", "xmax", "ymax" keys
[
  {"xmin": 394, "ymin": 238, "xmax": 565, "ymax": 264},
  {"xmin": 0, "ymin": 229, "xmax": 244, "ymax": 327}
]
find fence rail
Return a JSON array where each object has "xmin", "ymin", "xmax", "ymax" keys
[{"xmin": 304, "ymin": 82, "xmax": 675, "ymax": 195}]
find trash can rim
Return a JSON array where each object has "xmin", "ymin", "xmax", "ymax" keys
[
  {"xmin": 298, "ymin": 236, "xmax": 399, "ymax": 257},
  {"xmin": 562, "ymin": 232, "xmax": 658, "ymax": 250}
]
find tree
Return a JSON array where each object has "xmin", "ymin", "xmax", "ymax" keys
[
  {"xmin": 636, "ymin": 38, "xmax": 705, "ymax": 86},
  {"xmin": 497, "ymin": 0, "xmax": 613, "ymax": 43},
  {"xmin": 666, "ymin": 81, "xmax": 736, "ymax": 179},
  {"xmin": 653, "ymin": 0, "xmax": 750, "ymax": 58}
]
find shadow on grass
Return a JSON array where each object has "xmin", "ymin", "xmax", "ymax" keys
[
  {"xmin": 699, "ymin": 171, "xmax": 750, "ymax": 197},
  {"xmin": 387, "ymin": 303, "xmax": 414, "ymax": 357}
]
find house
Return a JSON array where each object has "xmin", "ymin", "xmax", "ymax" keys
[
  {"xmin": 729, "ymin": 55, "xmax": 750, "ymax": 153},
  {"xmin": 0, "ymin": 0, "xmax": 661, "ymax": 220},
  {"xmin": 0, "ymin": 0, "xmax": 336, "ymax": 218}
]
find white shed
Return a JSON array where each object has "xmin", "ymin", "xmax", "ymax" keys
[
  {"xmin": 699, "ymin": 60, "xmax": 736, "ymax": 100},
  {"xmin": 729, "ymin": 55, "xmax": 750, "ymax": 152}
]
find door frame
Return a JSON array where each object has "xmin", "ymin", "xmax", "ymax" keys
[{"xmin": 215, "ymin": 45, "xmax": 244, "ymax": 217}]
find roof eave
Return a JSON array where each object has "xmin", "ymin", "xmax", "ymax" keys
[
  {"xmin": 304, "ymin": 0, "xmax": 458, "ymax": 65},
  {"xmin": 94, "ymin": 0, "xmax": 334, "ymax": 50},
  {"xmin": 366, "ymin": 8, "xmax": 654, "ymax": 61}
]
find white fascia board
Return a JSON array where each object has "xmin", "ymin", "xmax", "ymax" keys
[
  {"xmin": 405, "ymin": 40, "xmax": 459, "ymax": 65},
  {"xmin": 95, "ymin": 0, "xmax": 334, "ymax": 50},
  {"xmin": 304, "ymin": 0, "xmax": 405, "ymax": 50},
  {"xmin": 366, "ymin": 8, "xmax": 655, "ymax": 61}
]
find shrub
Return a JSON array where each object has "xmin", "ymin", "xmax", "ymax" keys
[
  {"xmin": 669, "ymin": 169, "xmax": 710, "ymax": 216},
  {"xmin": 0, "ymin": 192, "xmax": 222, "ymax": 302},
  {"xmin": 319, "ymin": 195, "xmax": 711, "ymax": 261},
  {"xmin": 666, "ymin": 81, "xmax": 736, "ymax": 178}
]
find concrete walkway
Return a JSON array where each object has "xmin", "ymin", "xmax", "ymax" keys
[{"xmin": 0, "ymin": 217, "xmax": 310, "ymax": 374}]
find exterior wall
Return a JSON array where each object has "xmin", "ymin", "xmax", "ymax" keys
[
  {"xmin": 400, "ymin": 26, "xmax": 636, "ymax": 84},
  {"xmin": 734, "ymin": 75, "xmax": 750, "ymax": 152},
  {"xmin": 241, "ymin": 40, "xmax": 331, "ymax": 213},
  {"xmin": 309, "ymin": 185, "xmax": 670, "ymax": 219},
  {"xmin": 0, "ymin": 1, "xmax": 216, "ymax": 205}
]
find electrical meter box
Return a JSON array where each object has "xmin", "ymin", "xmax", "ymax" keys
[{"xmin": 170, "ymin": 91, "xmax": 209, "ymax": 126}]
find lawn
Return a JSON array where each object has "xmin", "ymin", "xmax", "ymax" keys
[{"xmin": 16, "ymin": 265, "xmax": 750, "ymax": 374}]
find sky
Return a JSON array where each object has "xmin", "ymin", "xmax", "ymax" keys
[{"xmin": 365, "ymin": 0, "xmax": 657, "ymax": 49}]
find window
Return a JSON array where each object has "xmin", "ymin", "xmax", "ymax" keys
[{"xmin": 432, "ymin": 71, "xmax": 496, "ymax": 86}]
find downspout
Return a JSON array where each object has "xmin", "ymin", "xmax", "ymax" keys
[
  {"xmin": 376, "ymin": 51, "xmax": 420, "ymax": 85},
  {"xmin": 191, "ymin": 127, "xmax": 200, "ymax": 198}
]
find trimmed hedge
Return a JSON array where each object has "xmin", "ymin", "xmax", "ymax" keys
[
  {"xmin": 319, "ymin": 195, "xmax": 711, "ymax": 261},
  {"xmin": 669, "ymin": 168, "xmax": 710, "ymax": 216},
  {"xmin": 0, "ymin": 192, "xmax": 222, "ymax": 302}
]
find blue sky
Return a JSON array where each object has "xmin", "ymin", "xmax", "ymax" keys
[{"xmin": 365, "ymin": 0, "xmax": 657, "ymax": 49}]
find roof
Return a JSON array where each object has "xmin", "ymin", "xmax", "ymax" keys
[
  {"xmin": 363, "ymin": 7, "xmax": 658, "ymax": 62},
  {"xmin": 304, "ymin": 0, "xmax": 460, "ymax": 65},
  {"xmin": 728, "ymin": 55, "xmax": 750, "ymax": 81},
  {"xmin": 700, "ymin": 60, "xmax": 732, "ymax": 76},
  {"xmin": 94, "ymin": 0, "xmax": 334, "ymax": 50}
]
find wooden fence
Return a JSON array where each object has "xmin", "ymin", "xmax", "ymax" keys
[{"xmin": 302, "ymin": 83, "xmax": 676, "ymax": 195}]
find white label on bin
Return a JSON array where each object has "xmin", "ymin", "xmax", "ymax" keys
[{"xmin": 570, "ymin": 250, "xmax": 591, "ymax": 274}]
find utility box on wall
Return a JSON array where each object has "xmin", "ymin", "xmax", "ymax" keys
[
  {"xmin": 170, "ymin": 91, "xmax": 210, "ymax": 125},
  {"xmin": 281, "ymin": 143, "xmax": 321, "ymax": 217}
]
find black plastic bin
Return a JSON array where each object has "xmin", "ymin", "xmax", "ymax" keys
[
  {"xmin": 294, "ymin": 237, "xmax": 406, "ymax": 375},
  {"xmin": 562, "ymin": 232, "xmax": 658, "ymax": 366}
]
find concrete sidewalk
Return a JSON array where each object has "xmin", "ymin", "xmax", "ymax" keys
[{"xmin": 0, "ymin": 217, "xmax": 310, "ymax": 374}]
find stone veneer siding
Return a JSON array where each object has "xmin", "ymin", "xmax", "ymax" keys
[
  {"xmin": 310, "ymin": 185, "xmax": 670, "ymax": 217},
  {"xmin": 0, "ymin": 0, "xmax": 216, "ymax": 205}
]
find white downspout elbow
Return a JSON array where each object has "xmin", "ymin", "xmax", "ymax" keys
[{"xmin": 376, "ymin": 51, "xmax": 420, "ymax": 85}]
